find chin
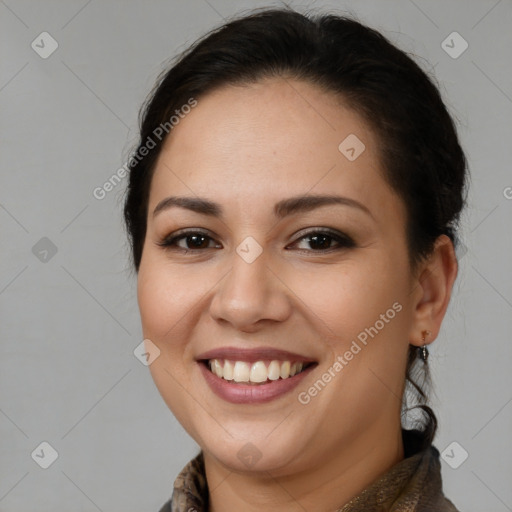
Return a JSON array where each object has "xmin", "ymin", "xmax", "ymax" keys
[{"xmin": 198, "ymin": 426, "xmax": 310, "ymax": 474}]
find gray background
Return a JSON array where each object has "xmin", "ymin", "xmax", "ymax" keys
[{"xmin": 1, "ymin": 0, "xmax": 511, "ymax": 510}]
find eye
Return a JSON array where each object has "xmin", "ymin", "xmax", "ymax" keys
[
  {"xmin": 156, "ymin": 228, "xmax": 355, "ymax": 255},
  {"xmin": 156, "ymin": 229, "xmax": 221, "ymax": 253},
  {"xmin": 288, "ymin": 228, "xmax": 356, "ymax": 253}
]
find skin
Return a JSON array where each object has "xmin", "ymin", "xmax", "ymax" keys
[{"xmin": 137, "ymin": 77, "xmax": 458, "ymax": 512}]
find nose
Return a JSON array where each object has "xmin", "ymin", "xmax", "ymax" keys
[{"xmin": 208, "ymin": 246, "xmax": 292, "ymax": 332}]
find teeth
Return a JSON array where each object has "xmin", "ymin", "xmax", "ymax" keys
[
  {"xmin": 233, "ymin": 361, "xmax": 250, "ymax": 382},
  {"xmin": 207, "ymin": 359, "xmax": 306, "ymax": 383},
  {"xmin": 213, "ymin": 359, "xmax": 223, "ymax": 378},
  {"xmin": 223, "ymin": 360, "xmax": 234, "ymax": 381},
  {"xmin": 280, "ymin": 361, "xmax": 290, "ymax": 379},
  {"xmin": 268, "ymin": 360, "xmax": 281, "ymax": 380},
  {"xmin": 250, "ymin": 361, "xmax": 268, "ymax": 383}
]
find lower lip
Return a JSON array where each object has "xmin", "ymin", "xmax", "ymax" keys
[{"xmin": 198, "ymin": 362, "xmax": 316, "ymax": 404}]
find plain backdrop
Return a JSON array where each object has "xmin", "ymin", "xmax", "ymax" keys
[{"xmin": 1, "ymin": 1, "xmax": 511, "ymax": 511}]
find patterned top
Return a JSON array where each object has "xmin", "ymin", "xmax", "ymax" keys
[{"xmin": 158, "ymin": 430, "xmax": 460, "ymax": 512}]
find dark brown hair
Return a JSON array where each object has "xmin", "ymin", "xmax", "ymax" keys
[{"xmin": 123, "ymin": 8, "xmax": 468, "ymax": 447}]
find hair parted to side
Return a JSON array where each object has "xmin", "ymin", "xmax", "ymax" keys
[{"xmin": 123, "ymin": 7, "xmax": 468, "ymax": 448}]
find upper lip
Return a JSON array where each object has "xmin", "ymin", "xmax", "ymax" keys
[{"xmin": 196, "ymin": 346, "xmax": 317, "ymax": 363}]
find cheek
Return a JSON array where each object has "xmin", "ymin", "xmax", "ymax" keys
[
  {"xmin": 137, "ymin": 257, "xmax": 203, "ymax": 337},
  {"xmin": 136, "ymin": 260, "xmax": 207, "ymax": 430},
  {"xmin": 300, "ymin": 262, "xmax": 409, "ymax": 412},
  {"xmin": 284, "ymin": 256, "xmax": 405, "ymax": 346}
]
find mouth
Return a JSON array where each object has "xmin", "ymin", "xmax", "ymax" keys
[
  {"xmin": 199, "ymin": 358, "xmax": 316, "ymax": 385},
  {"xmin": 196, "ymin": 346, "xmax": 318, "ymax": 404}
]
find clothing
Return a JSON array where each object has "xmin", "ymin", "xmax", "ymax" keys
[{"xmin": 159, "ymin": 429, "xmax": 460, "ymax": 511}]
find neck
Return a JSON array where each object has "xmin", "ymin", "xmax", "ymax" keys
[{"xmin": 204, "ymin": 425, "xmax": 404, "ymax": 512}]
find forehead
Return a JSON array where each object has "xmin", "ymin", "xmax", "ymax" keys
[{"xmin": 149, "ymin": 78, "xmax": 402, "ymax": 223}]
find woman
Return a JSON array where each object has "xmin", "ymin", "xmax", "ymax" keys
[{"xmin": 123, "ymin": 8, "xmax": 467, "ymax": 511}]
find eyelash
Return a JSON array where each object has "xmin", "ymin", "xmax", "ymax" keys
[{"xmin": 156, "ymin": 228, "xmax": 356, "ymax": 254}]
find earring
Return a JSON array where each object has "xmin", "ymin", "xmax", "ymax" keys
[{"xmin": 419, "ymin": 330, "xmax": 431, "ymax": 362}]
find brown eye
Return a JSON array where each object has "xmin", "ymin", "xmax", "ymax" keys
[
  {"xmin": 157, "ymin": 230, "xmax": 221, "ymax": 252},
  {"xmin": 289, "ymin": 229, "xmax": 356, "ymax": 253}
]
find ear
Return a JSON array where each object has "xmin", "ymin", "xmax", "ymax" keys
[{"xmin": 408, "ymin": 234, "xmax": 459, "ymax": 346}]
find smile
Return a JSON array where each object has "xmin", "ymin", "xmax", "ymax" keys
[
  {"xmin": 206, "ymin": 359, "xmax": 312, "ymax": 384},
  {"xmin": 198, "ymin": 362, "xmax": 318, "ymax": 404},
  {"xmin": 196, "ymin": 346, "xmax": 318, "ymax": 403}
]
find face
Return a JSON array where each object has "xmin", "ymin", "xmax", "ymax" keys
[{"xmin": 137, "ymin": 77, "xmax": 420, "ymax": 475}]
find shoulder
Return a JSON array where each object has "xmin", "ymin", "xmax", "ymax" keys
[{"xmin": 158, "ymin": 451, "xmax": 208, "ymax": 512}]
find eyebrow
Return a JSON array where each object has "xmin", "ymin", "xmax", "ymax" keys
[{"xmin": 152, "ymin": 194, "xmax": 374, "ymax": 221}]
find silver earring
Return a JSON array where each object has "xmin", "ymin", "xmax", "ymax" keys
[{"xmin": 419, "ymin": 330, "xmax": 431, "ymax": 362}]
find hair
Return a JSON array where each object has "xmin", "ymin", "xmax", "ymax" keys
[{"xmin": 123, "ymin": 7, "xmax": 468, "ymax": 449}]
